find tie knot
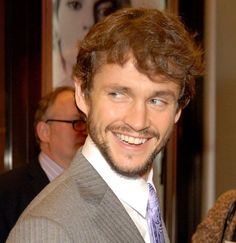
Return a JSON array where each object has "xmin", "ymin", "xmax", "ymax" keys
[
  {"xmin": 148, "ymin": 183, "xmax": 158, "ymax": 208},
  {"xmin": 148, "ymin": 183, "xmax": 156, "ymax": 194}
]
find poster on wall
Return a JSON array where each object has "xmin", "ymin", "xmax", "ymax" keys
[{"xmin": 52, "ymin": 0, "xmax": 166, "ymax": 87}]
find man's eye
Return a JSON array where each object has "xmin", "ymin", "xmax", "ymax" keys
[
  {"xmin": 108, "ymin": 91, "xmax": 123, "ymax": 97},
  {"xmin": 67, "ymin": 0, "xmax": 82, "ymax": 11},
  {"xmin": 150, "ymin": 98, "xmax": 167, "ymax": 107}
]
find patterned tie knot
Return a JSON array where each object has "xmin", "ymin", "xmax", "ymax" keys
[{"xmin": 147, "ymin": 183, "xmax": 165, "ymax": 243}]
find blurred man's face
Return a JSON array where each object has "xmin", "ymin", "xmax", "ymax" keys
[{"xmin": 44, "ymin": 91, "xmax": 87, "ymax": 168}]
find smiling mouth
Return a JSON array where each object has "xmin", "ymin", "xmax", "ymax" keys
[{"xmin": 116, "ymin": 133, "xmax": 147, "ymax": 145}]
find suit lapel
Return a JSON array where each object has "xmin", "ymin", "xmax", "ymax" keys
[
  {"xmin": 71, "ymin": 152, "xmax": 144, "ymax": 242},
  {"xmin": 95, "ymin": 189, "xmax": 145, "ymax": 242}
]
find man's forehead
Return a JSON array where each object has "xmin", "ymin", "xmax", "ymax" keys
[
  {"xmin": 56, "ymin": 91, "xmax": 74, "ymax": 102},
  {"xmin": 95, "ymin": 59, "xmax": 180, "ymax": 84},
  {"xmin": 50, "ymin": 91, "xmax": 75, "ymax": 111},
  {"xmin": 95, "ymin": 54, "xmax": 181, "ymax": 84},
  {"xmin": 92, "ymin": 60, "xmax": 181, "ymax": 97}
]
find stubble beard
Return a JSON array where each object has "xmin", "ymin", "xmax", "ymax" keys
[{"xmin": 87, "ymin": 115, "xmax": 174, "ymax": 178}]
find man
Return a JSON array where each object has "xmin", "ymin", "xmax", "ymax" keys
[
  {"xmin": 7, "ymin": 8, "xmax": 203, "ymax": 243},
  {"xmin": 0, "ymin": 86, "xmax": 87, "ymax": 242}
]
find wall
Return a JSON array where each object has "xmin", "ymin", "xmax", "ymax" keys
[
  {"xmin": 0, "ymin": 1, "xmax": 5, "ymax": 172},
  {"xmin": 215, "ymin": 0, "xmax": 236, "ymax": 197},
  {"xmin": 2, "ymin": 0, "xmax": 42, "ymax": 171}
]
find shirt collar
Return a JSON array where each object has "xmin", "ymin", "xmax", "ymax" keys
[
  {"xmin": 39, "ymin": 152, "xmax": 64, "ymax": 181},
  {"xmin": 82, "ymin": 136, "xmax": 154, "ymax": 217}
]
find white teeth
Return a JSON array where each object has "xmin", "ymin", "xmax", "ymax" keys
[
  {"xmin": 129, "ymin": 137, "xmax": 135, "ymax": 144},
  {"xmin": 116, "ymin": 134, "xmax": 147, "ymax": 145}
]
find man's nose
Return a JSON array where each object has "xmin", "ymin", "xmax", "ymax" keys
[{"xmin": 124, "ymin": 102, "xmax": 150, "ymax": 132}]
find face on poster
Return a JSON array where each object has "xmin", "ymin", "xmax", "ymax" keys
[{"xmin": 52, "ymin": 0, "xmax": 166, "ymax": 87}]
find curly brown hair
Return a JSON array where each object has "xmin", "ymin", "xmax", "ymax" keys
[{"xmin": 73, "ymin": 7, "xmax": 204, "ymax": 108}]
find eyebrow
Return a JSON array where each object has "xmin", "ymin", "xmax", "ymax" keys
[
  {"xmin": 106, "ymin": 85, "xmax": 178, "ymax": 100},
  {"xmin": 151, "ymin": 90, "xmax": 178, "ymax": 100}
]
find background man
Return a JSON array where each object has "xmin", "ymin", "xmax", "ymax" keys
[
  {"xmin": 0, "ymin": 86, "xmax": 87, "ymax": 242},
  {"xmin": 7, "ymin": 8, "xmax": 203, "ymax": 243}
]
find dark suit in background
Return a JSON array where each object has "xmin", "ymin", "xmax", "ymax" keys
[
  {"xmin": 0, "ymin": 86, "xmax": 86, "ymax": 243},
  {"xmin": 0, "ymin": 159, "xmax": 49, "ymax": 243}
]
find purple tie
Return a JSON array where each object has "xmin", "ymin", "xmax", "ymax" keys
[{"xmin": 147, "ymin": 183, "xmax": 165, "ymax": 243}]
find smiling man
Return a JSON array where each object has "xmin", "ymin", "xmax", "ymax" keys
[
  {"xmin": 78, "ymin": 61, "xmax": 181, "ymax": 179},
  {"xmin": 7, "ymin": 7, "xmax": 203, "ymax": 243}
]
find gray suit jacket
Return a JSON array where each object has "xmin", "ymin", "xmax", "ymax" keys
[{"xmin": 7, "ymin": 151, "xmax": 169, "ymax": 243}]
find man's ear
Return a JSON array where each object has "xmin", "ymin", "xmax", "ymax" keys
[
  {"xmin": 74, "ymin": 79, "xmax": 89, "ymax": 116},
  {"xmin": 174, "ymin": 108, "xmax": 182, "ymax": 123},
  {"xmin": 36, "ymin": 121, "xmax": 50, "ymax": 143}
]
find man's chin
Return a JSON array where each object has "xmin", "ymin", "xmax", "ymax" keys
[{"xmin": 107, "ymin": 159, "xmax": 153, "ymax": 178}]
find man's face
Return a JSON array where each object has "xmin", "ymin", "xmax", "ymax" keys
[
  {"xmin": 45, "ymin": 91, "xmax": 87, "ymax": 168},
  {"xmin": 77, "ymin": 60, "xmax": 181, "ymax": 177}
]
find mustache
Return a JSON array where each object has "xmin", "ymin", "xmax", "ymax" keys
[{"xmin": 105, "ymin": 124, "xmax": 160, "ymax": 138}]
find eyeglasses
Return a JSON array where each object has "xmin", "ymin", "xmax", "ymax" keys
[{"xmin": 45, "ymin": 119, "xmax": 86, "ymax": 132}]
